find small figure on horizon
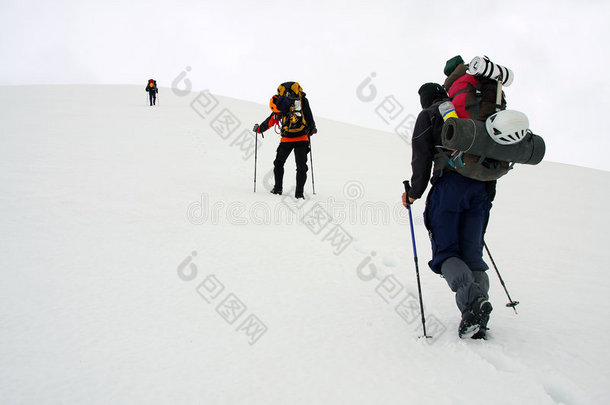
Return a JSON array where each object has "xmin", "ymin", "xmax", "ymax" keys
[{"xmin": 146, "ymin": 79, "xmax": 158, "ymax": 106}]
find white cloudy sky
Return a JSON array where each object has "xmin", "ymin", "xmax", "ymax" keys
[{"xmin": 2, "ymin": 0, "xmax": 609, "ymax": 170}]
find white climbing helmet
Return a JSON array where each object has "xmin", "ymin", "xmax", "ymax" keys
[{"xmin": 485, "ymin": 110, "xmax": 530, "ymax": 145}]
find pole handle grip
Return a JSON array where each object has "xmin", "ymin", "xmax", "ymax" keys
[{"xmin": 403, "ymin": 180, "xmax": 411, "ymax": 205}]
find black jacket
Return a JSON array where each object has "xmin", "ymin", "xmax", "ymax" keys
[
  {"xmin": 408, "ymin": 99, "xmax": 497, "ymax": 201},
  {"xmin": 408, "ymin": 100, "xmax": 445, "ymax": 200}
]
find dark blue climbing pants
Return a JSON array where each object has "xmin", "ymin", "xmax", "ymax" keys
[
  {"xmin": 424, "ymin": 172, "xmax": 492, "ymax": 274},
  {"xmin": 424, "ymin": 173, "xmax": 492, "ymax": 311}
]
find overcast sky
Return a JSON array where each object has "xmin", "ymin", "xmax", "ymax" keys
[{"xmin": 2, "ymin": 0, "xmax": 609, "ymax": 171}]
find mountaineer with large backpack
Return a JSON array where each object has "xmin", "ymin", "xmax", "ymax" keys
[
  {"xmin": 402, "ymin": 56, "xmax": 545, "ymax": 340},
  {"xmin": 253, "ymin": 82, "xmax": 317, "ymax": 199},
  {"xmin": 146, "ymin": 79, "xmax": 158, "ymax": 106},
  {"xmin": 403, "ymin": 82, "xmax": 494, "ymax": 340}
]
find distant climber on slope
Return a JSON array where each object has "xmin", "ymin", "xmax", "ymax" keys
[
  {"xmin": 146, "ymin": 79, "xmax": 158, "ymax": 106},
  {"xmin": 253, "ymin": 82, "xmax": 317, "ymax": 199}
]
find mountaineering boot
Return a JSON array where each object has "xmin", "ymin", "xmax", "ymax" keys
[
  {"xmin": 459, "ymin": 296, "xmax": 492, "ymax": 339},
  {"xmin": 472, "ymin": 296, "xmax": 493, "ymax": 322},
  {"xmin": 295, "ymin": 190, "xmax": 304, "ymax": 199},
  {"xmin": 458, "ymin": 309, "xmax": 479, "ymax": 339},
  {"xmin": 471, "ymin": 326, "xmax": 489, "ymax": 340},
  {"xmin": 270, "ymin": 187, "xmax": 282, "ymax": 195},
  {"xmin": 471, "ymin": 297, "xmax": 493, "ymax": 340}
]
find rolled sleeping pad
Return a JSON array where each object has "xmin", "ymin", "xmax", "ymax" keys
[
  {"xmin": 468, "ymin": 56, "xmax": 514, "ymax": 87},
  {"xmin": 441, "ymin": 118, "xmax": 545, "ymax": 165}
]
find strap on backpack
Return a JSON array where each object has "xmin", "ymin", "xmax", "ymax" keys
[
  {"xmin": 465, "ymin": 83, "xmax": 483, "ymax": 121},
  {"xmin": 433, "ymin": 148, "xmax": 460, "ymax": 174}
]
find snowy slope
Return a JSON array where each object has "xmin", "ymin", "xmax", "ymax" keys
[{"xmin": 1, "ymin": 85, "xmax": 609, "ymax": 405}]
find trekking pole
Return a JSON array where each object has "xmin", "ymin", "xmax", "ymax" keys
[
  {"xmin": 484, "ymin": 242, "xmax": 519, "ymax": 313},
  {"xmin": 309, "ymin": 139, "xmax": 316, "ymax": 195},
  {"xmin": 403, "ymin": 181, "xmax": 431, "ymax": 339},
  {"xmin": 252, "ymin": 125, "xmax": 260, "ymax": 192}
]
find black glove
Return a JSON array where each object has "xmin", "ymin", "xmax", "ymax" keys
[{"xmin": 309, "ymin": 127, "xmax": 317, "ymax": 136}]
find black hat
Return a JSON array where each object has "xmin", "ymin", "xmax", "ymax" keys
[
  {"xmin": 418, "ymin": 83, "xmax": 447, "ymax": 109},
  {"xmin": 444, "ymin": 55, "xmax": 464, "ymax": 76}
]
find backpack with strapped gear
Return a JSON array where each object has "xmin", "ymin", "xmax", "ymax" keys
[
  {"xmin": 148, "ymin": 79, "xmax": 157, "ymax": 90},
  {"xmin": 437, "ymin": 56, "xmax": 545, "ymax": 181},
  {"xmin": 275, "ymin": 82, "xmax": 308, "ymax": 137}
]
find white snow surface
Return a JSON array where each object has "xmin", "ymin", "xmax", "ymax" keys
[{"xmin": 1, "ymin": 85, "xmax": 609, "ymax": 405}]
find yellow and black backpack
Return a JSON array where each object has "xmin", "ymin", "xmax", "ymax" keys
[{"xmin": 275, "ymin": 82, "xmax": 307, "ymax": 137}]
